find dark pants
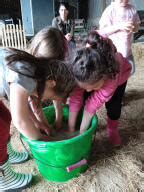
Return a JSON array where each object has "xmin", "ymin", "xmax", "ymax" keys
[
  {"xmin": 0, "ymin": 101, "xmax": 11, "ymax": 164},
  {"xmin": 105, "ymin": 82, "xmax": 127, "ymax": 120}
]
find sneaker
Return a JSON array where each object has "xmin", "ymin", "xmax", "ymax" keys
[
  {"xmin": 8, "ymin": 142, "xmax": 29, "ymax": 164},
  {"xmin": 0, "ymin": 160, "xmax": 32, "ymax": 191}
]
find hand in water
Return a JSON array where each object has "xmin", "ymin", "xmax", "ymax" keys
[
  {"xmin": 40, "ymin": 134, "xmax": 50, "ymax": 141},
  {"xmin": 68, "ymin": 127, "xmax": 75, "ymax": 133},
  {"xmin": 36, "ymin": 122, "xmax": 52, "ymax": 136},
  {"xmin": 79, "ymin": 128, "xmax": 87, "ymax": 135}
]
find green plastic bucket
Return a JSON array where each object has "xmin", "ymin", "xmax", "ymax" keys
[{"xmin": 21, "ymin": 105, "xmax": 98, "ymax": 182}]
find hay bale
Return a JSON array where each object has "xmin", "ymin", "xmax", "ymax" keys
[{"xmin": 132, "ymin": 42, "xmax": 144, "ymax": 62}]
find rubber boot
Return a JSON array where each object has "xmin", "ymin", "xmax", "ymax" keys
[
  {"xmin": 107, "ymin": 117, "xmax": 121, "ymax": 146},
  {"xmin": 0, "ymin": 160, "xmax": 32, "ymax": 191},
  {"xmin": 8, "ymin": 142, "xmax": 29, "ymax": 164}
]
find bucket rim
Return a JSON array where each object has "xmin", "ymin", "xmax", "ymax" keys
[
  {"xmin": 21, "ymin": 106, "xmax": 98, "ymax": 146},
  {"xmin": 21, "ymin": 115, "xmax": 98, "ymax": 146}
]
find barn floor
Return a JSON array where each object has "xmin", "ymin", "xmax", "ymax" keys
[{"xmin": 10, "ymin": 42, "xmax": 144, "ymax": 192}]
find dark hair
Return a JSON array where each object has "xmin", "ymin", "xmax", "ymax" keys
[
  {"xmin": 6, "ymin": 48, "xmax": 75, "ymax": 102},
  {"xmin": 76, "ymin": 34, "xmax": 88, "ymax": 49},
  {"xmin": 28, "ymin": 27, "xmax": 67, "ymax": 60},
  {"xmin": 59, "ymin": 2, "xmax": 69, "ymax": 11},
  {"xmin": 72, "ymin": 32, "xmax": 119, "ymax": 83},
  {"xmin": 87, "ymin": 31, "xmax": 117, "ymax": 53}
]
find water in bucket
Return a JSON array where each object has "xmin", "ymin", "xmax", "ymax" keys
[{"xmin": 49, "ymin": 122, "xmax": 79, "ymax": 141}]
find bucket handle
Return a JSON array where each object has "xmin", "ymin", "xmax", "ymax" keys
[{"xmin": 66, "ymin": 159, "xmax": 87, "ymax": 172}]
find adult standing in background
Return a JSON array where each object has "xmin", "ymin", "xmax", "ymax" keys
[{"xmin": 52, "ymin": 2, "xmax": 76, "ymax": 50}]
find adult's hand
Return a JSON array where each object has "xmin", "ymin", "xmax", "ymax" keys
[{"xmin": 65, "ymin": 33, "xmax": 72, "ymax": 41}]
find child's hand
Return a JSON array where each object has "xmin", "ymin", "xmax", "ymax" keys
[
  {"xmin": 117, "ymin": 22, "xmax": 134, "ymax": 32},
  {"xmin": 125, "ymin": 22, "xmax": 135, "ymax": 33},
  {"xmin": 65, "ymin": 33, "xmax": 72, "ymax": 41},
  {"xmin": 36, "ymin": 122, "xmax": 52, "ymax": 136},
  {"xmin": 39, "ymin": 134, "xmax": 50, "ymax": 141},
  {"xmin": 79, "ymin": 128, "xmax": 87, "ymax": 135},
  {"xmin": 132, "ymin": 23, "xmax": 140, "ymax": 33}
]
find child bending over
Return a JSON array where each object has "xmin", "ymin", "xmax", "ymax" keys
[
  {"xmin": 0, "ymin": 47, "xmax": 74, "ymax": 191},
  {"xmin": 69, "ymin": 31, "xmax": 131, "ymax": 146}
]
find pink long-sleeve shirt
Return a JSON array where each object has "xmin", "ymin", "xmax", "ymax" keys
[
  {"xmin": 70, "ymin": 52, "xmax": 131, "ymax": 115},
  {"xmin": 99, "ymin": 2, "xmax": 140, "ymax": 58}
]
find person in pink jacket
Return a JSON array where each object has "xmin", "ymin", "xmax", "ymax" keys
[
  {"xmin": 69, "ymin": 31, "xmax": 131, "ymax": 146},
  {"xmin": 99, "ymin": 0, "xmax": 140, "ymax": 75}
]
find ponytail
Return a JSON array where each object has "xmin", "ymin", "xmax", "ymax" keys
[
  {"xmin": 72, "ymin": 31, "xmax": 120, "ymax": 83},
  {"xmin": 86, "ymin": 31, "xmax": 119, "ymax": 78},
  {"xmin": 6, "ymin": 48, "xmax": 75, "ymax": 103}
]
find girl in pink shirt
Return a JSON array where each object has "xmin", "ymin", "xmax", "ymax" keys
[
  {"xmin": 99, "ymin": 0, "xmax": 140, "ymax": 74},
  {"xmin": 69, "ymin": 31, "xmax": 131, "ymax": 146}
]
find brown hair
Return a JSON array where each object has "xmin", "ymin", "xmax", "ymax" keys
[
  {"xmin": 28, "ymin": 27, "xmax": 68, "ymax": 60},
  {"xmin": 6, "ymin": 48, "xmax": 75, "ymax": 103}
]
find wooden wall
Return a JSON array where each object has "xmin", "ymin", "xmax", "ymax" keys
[{"xmin": 0, "ymin": 0, "xmax": 21, "ymax": 20}]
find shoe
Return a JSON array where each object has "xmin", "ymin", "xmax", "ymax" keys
[
  {"xmin": 0, "ymin": 160, "xmax": 32, "ymax": 191},
  {"xmin": 8, "ymin": 142, "xmax": 29, "ymax": 164}
]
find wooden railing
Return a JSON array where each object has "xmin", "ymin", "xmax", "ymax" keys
[{"xmin": 1, "ymin": 23, "xmax": 27, "ymax": 50}]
